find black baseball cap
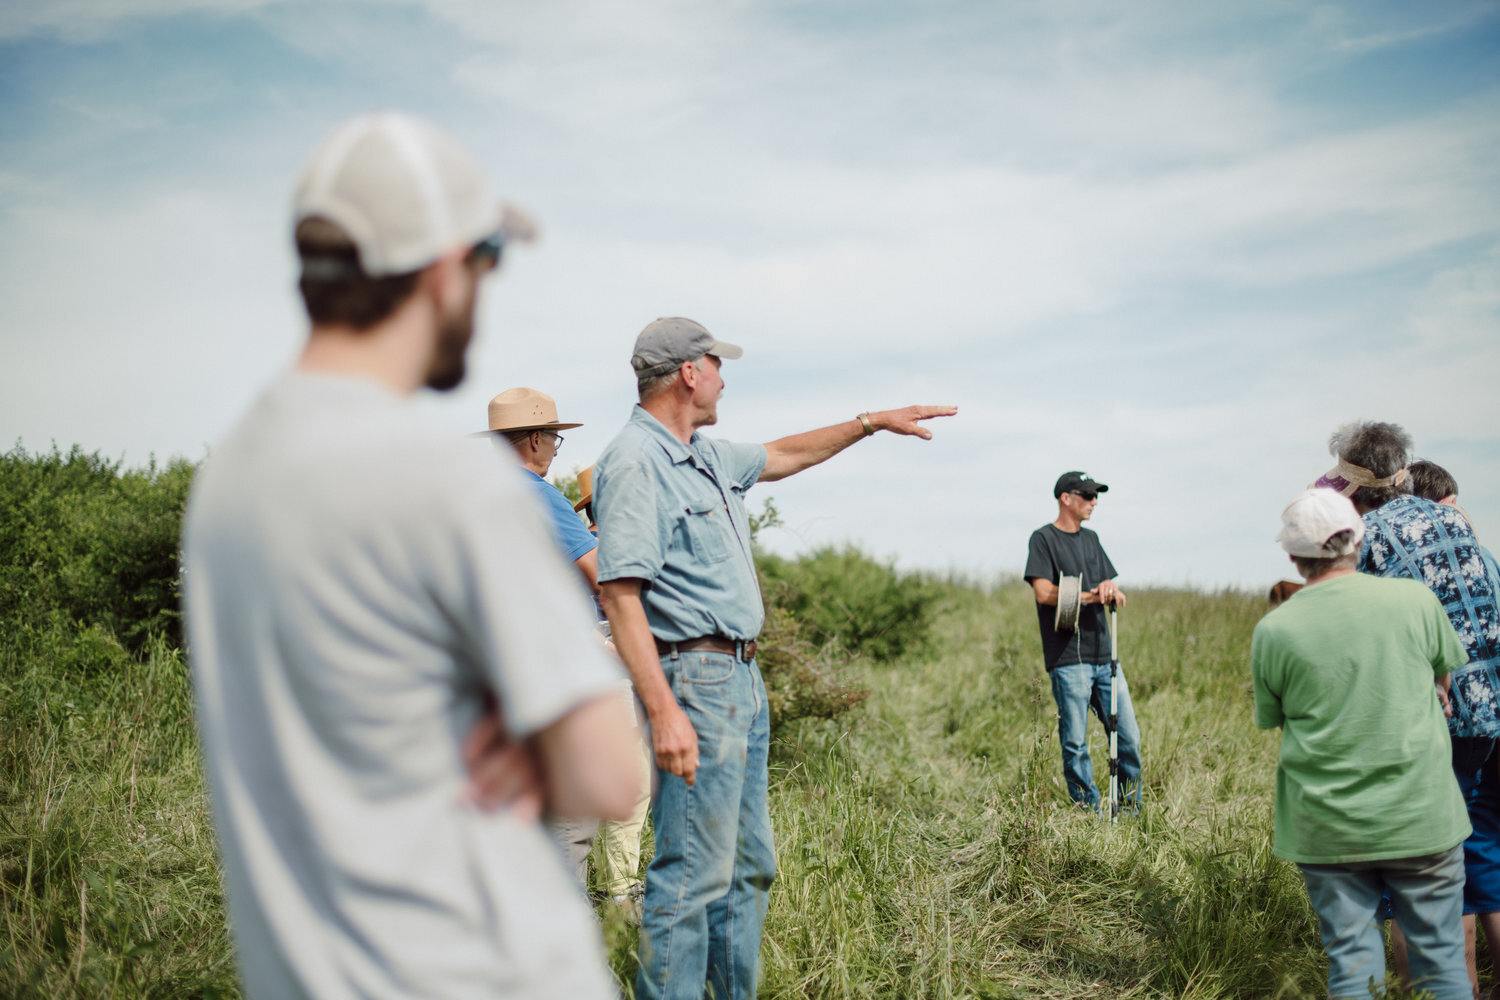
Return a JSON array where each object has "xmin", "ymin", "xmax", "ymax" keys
[{"xmin": 1054, "ymin": 471, "xmax": 1109, "ymax": 498}]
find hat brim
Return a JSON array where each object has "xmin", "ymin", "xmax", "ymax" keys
[
  {"xmin": 468, "ymin": 421, "xmax": 582, "ymax": 437},
  {"xmin": 1054, "ymin": 480, "xmax": 1109, "ymax": 498},
  {"xmin": 573, "ymin": 494, "xmax": 592, "ymax": 512}
]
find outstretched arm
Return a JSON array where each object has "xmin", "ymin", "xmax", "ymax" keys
[{"xmin": 759, "ymin": 405, "xmax": 957, "ymax": 483}]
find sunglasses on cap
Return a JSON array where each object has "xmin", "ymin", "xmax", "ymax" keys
[{"xmin": 465, "ymin": 233, "xmax": 504, "ymax": 271}]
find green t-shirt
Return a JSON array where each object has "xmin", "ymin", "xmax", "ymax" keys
[{"xmin": 1251, "ymin": 572, "xmax": 1470, "ymax": 864}]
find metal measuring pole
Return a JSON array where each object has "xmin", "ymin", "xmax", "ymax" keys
[{"xmin": 1106, "ymin": 603, "xmax": 1120, "ymax": 825}]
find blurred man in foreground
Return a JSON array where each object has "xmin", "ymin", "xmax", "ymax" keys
[
  {"xmin": 183, "ymin": 112, "xmax": 640, "ymax": 999},
  {"xmin": 1253, "ymin": 488, "xmax": 1470, "ymax": 1000},
  {"xmin": 594, "ymin": 316, "xmax": 956, "ymax": 1000}
]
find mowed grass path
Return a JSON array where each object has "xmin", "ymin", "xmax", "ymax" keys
[
  {"xmin": 738, "ymin": 582, "xmax": 1330, "ymax": 999},
  {"xmin": 9, "ymin": 582, "xmax": 1424, "ymax": 997}
]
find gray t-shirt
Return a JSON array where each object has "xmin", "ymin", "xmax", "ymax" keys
[{"xmin": 183, "ymin": 370, "xmax": 621, "ymax": 1000}]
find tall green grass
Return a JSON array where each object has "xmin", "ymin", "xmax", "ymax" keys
[
  {"xmin": 744, "ymin": 582, "xmax": 1337, "ymax": 999},
  {"xmin": 1, "ymin": 632, "xmax": 236, "ymax": 997},
  {"xmin": 3, "ymin": 550, "xmax": 1450, "ymax": 996}
]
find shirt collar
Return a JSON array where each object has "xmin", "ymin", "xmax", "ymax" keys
[{"xmin": 629, "ymin": 404, "xmax": 701, "ymax": 467}]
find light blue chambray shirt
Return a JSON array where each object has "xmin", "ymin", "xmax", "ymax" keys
[{"xmin": 594, "ymin": 405, "xmax": 767, "ymax": 642}]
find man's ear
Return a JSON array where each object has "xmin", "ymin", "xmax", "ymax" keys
[
  {"xmin": 678, "ymin": 359, "xmax": 698, "ymax": 390},
  {"xmin": 423, "ymin": 248, "xmax": 469, "ymax": 309}
]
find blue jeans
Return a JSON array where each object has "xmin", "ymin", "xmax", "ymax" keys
[
  {"xmin": 1299, "ymin": 844, "xmax": 1469, "ymax": 1000},
  {"xmin": 636, "ymin": 651, "xmax": 776, "ymax": 1000},
  {"xmin": 1048, "ymin": 661, "xmax": 1142, "ymax": 809}
]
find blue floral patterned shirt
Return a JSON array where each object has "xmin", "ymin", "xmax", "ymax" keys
[{"xmin": 1360, "ymin": 494, "xmax": 1500, "ymax": 738}]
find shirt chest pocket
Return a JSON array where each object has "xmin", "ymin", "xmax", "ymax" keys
[{"xmin": 679, "ymin": 498, "xmax": 732, "ymax": 564}]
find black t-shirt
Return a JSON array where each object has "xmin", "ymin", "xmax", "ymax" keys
[{"xmin": 1024, "ymin": 523, "xmax": 1118, "ymax": 670}]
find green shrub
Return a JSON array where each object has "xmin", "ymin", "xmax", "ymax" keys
[
  {"xmin": 756, "ymin": 597, "xmax": 867, "ymax": 731},
  {"xmin": 0, "ymin": 445, "xmax": 193, "ymax": 654},
  {"xmin": 757, "ymin": 545, "xmax": 939, "ymax": 663}
]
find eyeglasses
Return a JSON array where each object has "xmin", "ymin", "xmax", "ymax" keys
[
  {"xmin": 1069, "ymin": 490, "xmax": 1097, "ymax": 502},
  {"xmin": 542, "ymin": 431, "xmax": 563, "ymax": 452},
  {"xmin": 465, "ymin": 233, "xmax": 504, "ymax": 272}
]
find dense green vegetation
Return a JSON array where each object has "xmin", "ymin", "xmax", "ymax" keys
[{"xmin": 0, "ymin": 447, "xmax": 1453, "ymax": 997}]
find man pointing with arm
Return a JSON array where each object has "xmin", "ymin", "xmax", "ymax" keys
[{"xmin": 594, "ymin": 317, "xmax": 955, "ymax": 1000}]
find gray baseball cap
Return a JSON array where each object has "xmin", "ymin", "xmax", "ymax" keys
[{"xmin": 630, "ymin": 317, "xmax": 743, "ymax": 379}]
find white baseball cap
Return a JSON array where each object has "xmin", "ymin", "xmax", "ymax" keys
[
  {"xmin": 1276, "ymin": 488, "xmax": 1366, "ymax": 557},
  {"xmin": 292, "ymin": 111, "xmax": 536, "ymax": 277}
]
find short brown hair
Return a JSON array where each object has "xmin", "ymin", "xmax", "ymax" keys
[
  {"xmin": 295, "ymin": 217, "xmax": 421, "ymax": 330},
  {"xmin": 1409, "ymin": 460, "xmax": 1458, "ymax": 503},
  {"xmin": 1292, "ymin": 548, "xmax": 1359, "ymax": 580}
]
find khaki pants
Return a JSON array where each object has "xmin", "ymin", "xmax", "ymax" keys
[{"xmin": 596, "ymin": 687, "xmax": 653, "ymax": 897}]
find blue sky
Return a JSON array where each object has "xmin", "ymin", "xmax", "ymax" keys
[{"xmin": 2, "ymin": 0, "xmax": 1497, "ymax": 589}]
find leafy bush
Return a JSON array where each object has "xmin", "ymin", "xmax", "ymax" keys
[
  {"xmin": 756, "ymin": 597, "xmax": 867, "ymax": 730},
  {"xmin": 0, "ymin": 445, "xmax": 193, "ymax": 654},
  {"xmin": 756, "ymin": 545, "xmax": 939, "ymax": 663}
]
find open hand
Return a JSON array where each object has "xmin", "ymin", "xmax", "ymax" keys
[{"xmin": 872, "ymin": 405, "xmax": 958, "ymax": 440}]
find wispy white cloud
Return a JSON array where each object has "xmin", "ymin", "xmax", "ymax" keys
[
  {"xmin": 0, "ymin": 0, "xmax": 272, "ymax": 42},
  {"xmin": 1, "ymin": 0, "xmax": 1496, "ymax": 585}
]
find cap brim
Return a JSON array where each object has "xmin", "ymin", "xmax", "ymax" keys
[
  {"xmin": 496, "ymin": 201, "xmax": 538, "ymax": 244},
  {"xmin": 573, "ymin": 495, "xmax": 591, "ymax": 512},
  {"xmin": 707, "ymin": 339, "xmax": 743, "ymax": 360}
]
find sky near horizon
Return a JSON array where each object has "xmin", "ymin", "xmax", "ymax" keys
[{"xmin": 2, "ymin": 0, "xmax": 1498, "ymax": 590}]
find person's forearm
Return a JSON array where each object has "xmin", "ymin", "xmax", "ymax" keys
[
  {"xmin": 599, "ymin": 581, "xmax": 675, "ymax": 718},
  {"xmin": 760, "ymin": 419, "xmax": 866, "ymax": 483},
  {"xmin": 1031, "ymin": 579, "xmax": 1059, "ymax": 606},
  {"xmin": 574, "ymin": 548, "xmax": 601, "ymax": 596},
  {"xmin": 760, "ymin": 405, "xmax": 956, "ymax": 482},
  {"xmin": 600, "ymin": 578, "xmax": 701, "ymax": 784},
  {"xmin": 535, "ymin": 693, "xmax": 642, "ymax": 820}
]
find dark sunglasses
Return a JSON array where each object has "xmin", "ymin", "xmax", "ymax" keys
[
  {"xmin": 1069, "ymin": 490, "xmax": 1098, "ymax": 502},
  {"xmin": 465, "ymin": 233, "xmax": 504, "ymax": 271}
]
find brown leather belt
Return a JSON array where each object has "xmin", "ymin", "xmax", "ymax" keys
[{"xmin": 655, "ymin": 634, "xmax": 758, "ymax": 662}]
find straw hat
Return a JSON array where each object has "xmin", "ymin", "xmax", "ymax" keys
[
  {"xmin": 474, "ymin": 387, "xmax": 582, "ymax": 435},
  {"xmin": 573, "ymin": 464, "xmax": 595, "ymax": 513}
]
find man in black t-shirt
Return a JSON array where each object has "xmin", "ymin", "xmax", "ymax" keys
[{"xmin": 1024, "ymin": 471, "xmax": 1142, "ymax": 810}]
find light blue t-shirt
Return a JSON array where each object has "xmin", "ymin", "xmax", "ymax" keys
[
  {"xmin": 521, "ymin": 468, "xmax": 597, "ymax": 564},
  {"xmin": 594, "ymin": 405, "xmax": 767, "ymax": 642}
]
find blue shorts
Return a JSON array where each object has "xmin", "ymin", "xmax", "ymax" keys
[{"xmin": 1456, "ymin": 737, "xmax": 1500, "ymax": 916}]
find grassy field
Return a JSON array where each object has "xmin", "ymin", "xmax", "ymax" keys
[{"xmin": 1, "ymin": 577, "xmax": 1450, "ymax": 997}]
